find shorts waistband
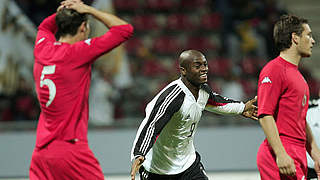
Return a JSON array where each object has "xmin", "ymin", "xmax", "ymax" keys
[
  {"xmin": 140, "ymin": 152, "xmax": 201, "ymax": 178},
  {"xmin": 264, "ymin": 135, "xmax": 306, "ymax": 147},
  {"xmin": 36, "ymin": 139, "xmax": 88, "ymax": 151}
]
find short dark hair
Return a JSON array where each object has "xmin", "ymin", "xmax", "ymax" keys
[
  {"xmin": 273, "ymin": 15, "xmax": 308, "ymax": 52},
  {"xmin": 55, "ymin": 8, "xmax": 88, "ymax": 39}
]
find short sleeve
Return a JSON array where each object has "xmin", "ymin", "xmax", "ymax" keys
[{"xmin": 258, "ymin": 63, "xmax": 285, "ymax": 118}]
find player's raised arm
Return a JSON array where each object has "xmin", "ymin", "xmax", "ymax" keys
[
  {"xmin": 36, "ymin": 14, "xmax": 57, "ymax": 43},
  {"xmin": 61, "ymin": 0, "xmax": 128, "ymax": 28},
  {"xmin": 58, "ymin": 0, "xmax": 133, "ymax": 66}
]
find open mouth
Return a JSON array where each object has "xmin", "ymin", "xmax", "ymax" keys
[{"xmin": 200, "ymin": 74, "xmax": 207, "ymax": 79}]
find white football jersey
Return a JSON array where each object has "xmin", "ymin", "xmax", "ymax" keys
[
  {"xmin": 131, "ymin": 78, "xmax": 245, "ymax": 175},
  {"xmin": 306, "ymin": 99, "xmax": 320, "ymax": 168}
]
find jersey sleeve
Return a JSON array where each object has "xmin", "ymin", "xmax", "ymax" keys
[
  {"xmin": 35, "ymin": 13, "xmax": 57, "ymax": 45},
  {"xmin": 201, "ymin": 84, "xmax": 245, "ymax": 114},
  {"xmin": 131, "ymin": 84, "xmax": 185, "ymax": 160},
  {"xmin": 69, "ymin": 24, "xmax": 134, "ymax": 66},
  {"xmin": 257, "ymin": 63, "xmax": 284, "ymax": 118}
]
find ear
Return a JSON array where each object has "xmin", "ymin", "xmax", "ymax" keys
[
  {"xmin": 292, "ymin": 32, "xmax": 299, "ymax": 45},
  {"xmin": 180, "ymin": 66, "xmax": 186, "ymax": 76},
  {"xmin": 79, "ymin": 22, "xmax": 87, "ymax": 33}
]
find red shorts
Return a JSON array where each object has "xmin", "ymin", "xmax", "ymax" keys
[
  {"xmin": 29, "ymin": 140, "xmax": 104, "ymax": 180},
  {"xmin": 257, "ymin": 137, "xmax": 307, "ymax": 180}
]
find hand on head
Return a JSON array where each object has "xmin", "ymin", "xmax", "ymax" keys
[{"xmin": 58, "ymin": 0, "xmax": 88, "ymax": 14}]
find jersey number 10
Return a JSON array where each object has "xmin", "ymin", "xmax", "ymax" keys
[{"xmin": 40, "ymin": 65, "xmax": 56, "ymax": 107}]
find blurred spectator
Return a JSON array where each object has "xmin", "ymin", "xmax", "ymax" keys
[
  {"xmin": 12, "ymin": 77, "xmax": 39, "ymax": 121},
  {"xmin": 89, "ymin": 68, "xmax": 118, "ymax": 126},
  {"xmin": 2, "ymin": 0, "xmax": 317, "ymax": 128},
  {"xmin": 221, "ymin": 73, "xmax": 245, "ymax": 101},
  {"xmin": 0, "ymin": 0, "xmax": 39, "ymax": 121}
]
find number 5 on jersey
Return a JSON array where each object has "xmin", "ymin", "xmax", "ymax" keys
[{"xmin": 40, "ymin": 65, "xmax": 56, "ymax": 107}]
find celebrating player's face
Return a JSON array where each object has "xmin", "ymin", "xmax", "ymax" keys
[{"xmin": 185, "ymin": 57, "xmax": 208, "ymax": 87}]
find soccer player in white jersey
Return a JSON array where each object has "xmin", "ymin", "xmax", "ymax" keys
[
  {"xmin": 130, "ymin": 50, "xmax": 258, "ymax": 180},
  {"xmin": 306, "ymin": 90, "xmax": 320, "ymax": 180}
]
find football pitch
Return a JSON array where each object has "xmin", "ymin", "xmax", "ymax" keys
[{"xmin": 1, "ymin": 171, "xmax": 260, "ymax": 180}]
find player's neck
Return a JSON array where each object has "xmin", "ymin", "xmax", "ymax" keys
[
  {"xmin": 58, "ymin": 35, "xmax": 81, "ymax": 44},
  {"xmin": 279, "ymin": 48, "xmax": 301, "ymax": 66},
  {"xmin": 181, "ymin": 78, "xmax": 199, "ymax": 99}
]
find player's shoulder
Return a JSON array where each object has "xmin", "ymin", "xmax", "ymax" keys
[
  {"xmin": 34, "ymin": 41, "xmax": 70, "ymax": 64},
  {"xmin": 71, "ymin": 38, "xmax": 92, "ymax": 48},
  {"xmin": 154, "ymin": 79, "xmax": 186, "ymax": 101},
  {"xmin": 67, "ymin": 39, "xmax": 93, "ymax": 56},
  {"xmin": 158, "ymin": 79, "xmax": 185, "ymax": 95},
  {"xmin": 148, "ymin": 79, "xmax": 185, "ymax": 108},
  {"xmin": 263, "ymin": 57, "xmax": 283, "ymax": 69},
  {"xmin": 260, "ymin": 57, "xmax": 284, "ymax": 76}
]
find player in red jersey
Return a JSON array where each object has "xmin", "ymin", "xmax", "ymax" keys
[
  {"xmin": 29, "ymin": 0, "xmax": 133, "ymax": 179},
  {"xmin": 257, "ymin": 14, "xmax": 320, "ymax": 180}
]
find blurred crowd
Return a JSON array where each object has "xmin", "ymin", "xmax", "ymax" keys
[
  {"xmin": 0, "ymin": 0, "xmax": 319, "ymax": 126},
  {"xmin": 0, "ymin": 0, "xmax": 39, "ymax": 121}
]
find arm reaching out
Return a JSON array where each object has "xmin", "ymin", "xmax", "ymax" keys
[
  {"xmin": 201, "ymin": 83, "xmax": 258, "ymax": 120},
  {"xmin": 242, "ymin": 96, "xmax": 258, "ymax": 120}
]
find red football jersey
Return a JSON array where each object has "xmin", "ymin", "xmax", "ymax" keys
[
  {"xmin": 258, "ymin": 56, "xmax": 309, "ymax": 141},
  {"xmin": 33, "ymin": 14, "xmax": 133, "ymax": 148}
]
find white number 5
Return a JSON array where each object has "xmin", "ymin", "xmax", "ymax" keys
[{"xmin": 40, "ymin": 65, "xmax": 56, "ymax": 107}]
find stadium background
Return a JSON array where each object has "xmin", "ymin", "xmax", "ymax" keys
[{"xmin": 0, "ymin": 0, "xmax": 319, "ymax": 179}]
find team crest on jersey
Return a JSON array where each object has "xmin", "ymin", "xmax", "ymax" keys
[
  {"xmin": 302, "ymin": 94, "xmax": 307, "ymax": 107},
  {"xmin": 261, "ymin": 77, "xmax": 272, "ymax": 84}
]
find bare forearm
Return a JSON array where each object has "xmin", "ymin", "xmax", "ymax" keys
[
  {"xmin": 259, "ymin": 115, "xmax": 286, "ymax": 156},
  {"xmin": 84, "ymin": 6, "xmax": 128, "ymax": 27},
  {"xmin": 306, "ymin": 123, "xmax": 320, "ymax": 160}
]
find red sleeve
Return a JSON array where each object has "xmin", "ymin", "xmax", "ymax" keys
[
  {"xmin": 36, "ymin": 13, "xmax": 57, "ymax": 43},
  {"xmin": 69, "ymin": 24, "xmax": 134, "ymax": 67},
  {"xmin": 257, "ymin": 62, "xmax": 285, "ymax": 118}
]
